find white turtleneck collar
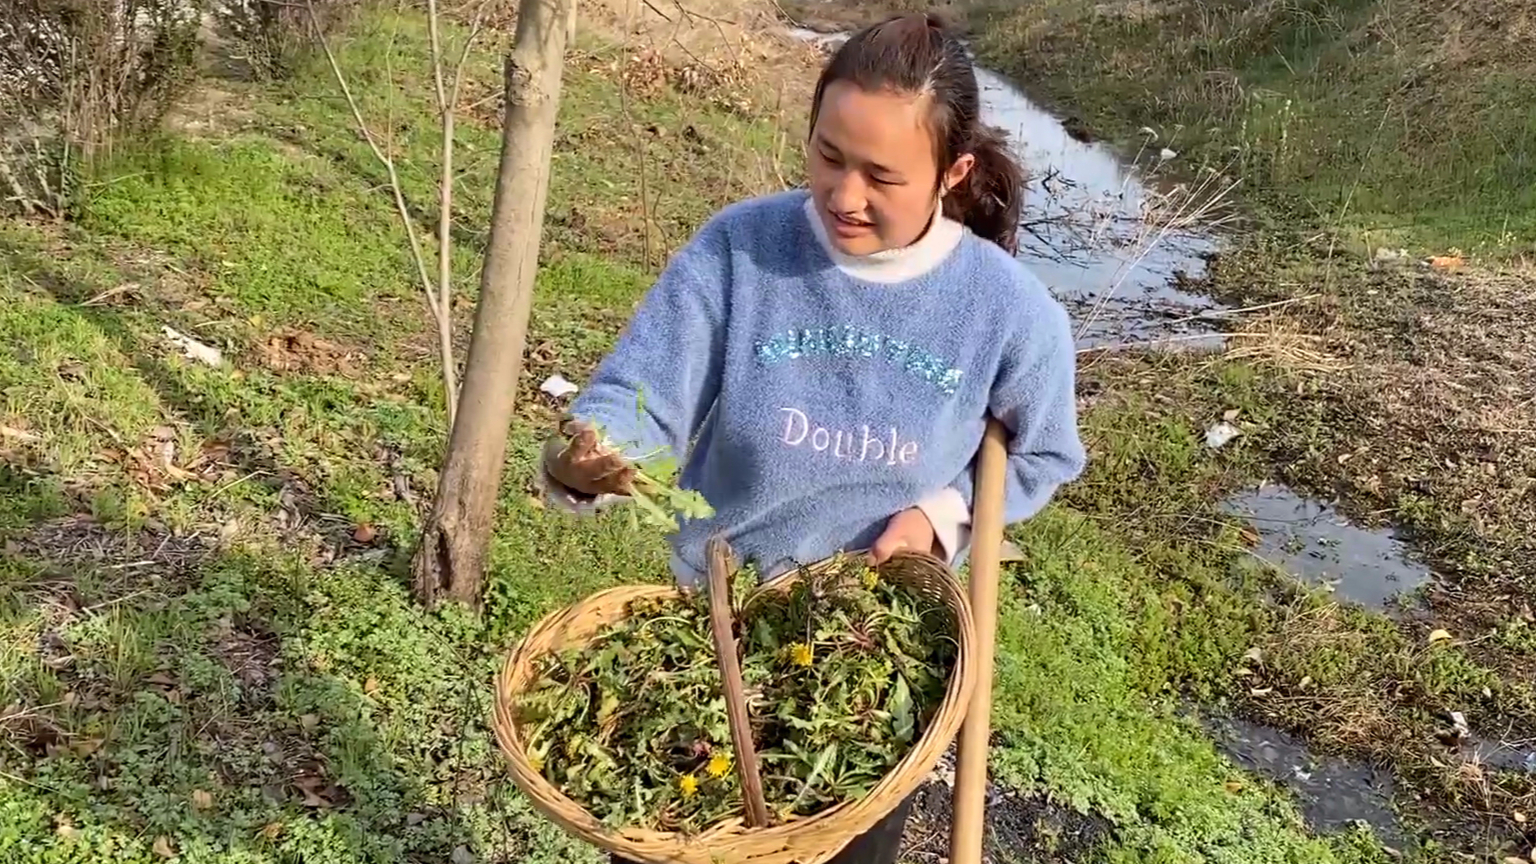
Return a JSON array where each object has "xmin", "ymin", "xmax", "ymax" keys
[{"xmin": 803, "ymin": 195, "xmax": 965, "ymax": 284}]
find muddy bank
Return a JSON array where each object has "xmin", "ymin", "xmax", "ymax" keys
[{"xmin": 899, "ymin": 749, "xmax": 1113, "ymax": 864}]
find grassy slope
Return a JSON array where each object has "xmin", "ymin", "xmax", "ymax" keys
[
  {"xmin": 973, "ymin": 0, "xmax": 1536, "ymax": 255},
  {"xmin": 0, "ymin": 4, "xmax": 1522, "ymax": 864}
]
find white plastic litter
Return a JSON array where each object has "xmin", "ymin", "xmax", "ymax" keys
[
  {"xmin": 162, "ymin": 326, "xmax": 223, "ymax": 367},
  {"xmin": 539, "ymin": 374, "xmax": 579, "ymax": 399},
  {"xmin": 1205, "ymin": 421, "xmax": 1241, "ymax": 449}
]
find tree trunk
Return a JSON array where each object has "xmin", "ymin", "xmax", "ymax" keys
[{"xmin": 412, "ymin": 0, "xmax": 576, "ymax": 608}]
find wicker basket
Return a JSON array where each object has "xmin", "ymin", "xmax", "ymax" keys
[{"xmin": 492, "ymin": 550, "xmax": 977, "ymax": 864}]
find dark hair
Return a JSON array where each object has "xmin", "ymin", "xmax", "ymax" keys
[{"xmin": 809, "ymin": 13, "xmax": 1024, "ymax": 254}]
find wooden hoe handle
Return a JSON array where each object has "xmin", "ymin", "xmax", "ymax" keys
[{"xmin": 950, "ymin": 417, "xmax": 1010, "ymax": 864}]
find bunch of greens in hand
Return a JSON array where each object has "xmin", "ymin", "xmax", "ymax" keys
[
  {"xmin": 629, "ymin": 450, "xmax": 714, "ymax": 533},
  {"xmin": 516, "ymin": 555, "xmax": 957, "ymax": 833}
]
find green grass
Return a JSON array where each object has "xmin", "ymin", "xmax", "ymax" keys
[
  {"xmin": 995, "ymin": 510, "xmax": 1391, "ymax": 864},
  {"xmin": 81, "ymin": 137, "xmax": 414, "ymax": 334},
  {"xmin": 972, "ymin": 0, "xmax": 1536, "ymax": 255},
  {"xmin": 2, "ymin": 2, "xmax": 1529, "ymax": 862}
]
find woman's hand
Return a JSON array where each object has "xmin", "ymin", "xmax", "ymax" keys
[
  {"xmin": 870, "ymin": 507, "xmax": 938, "ymax": 564},
  {"xmin": 542, "ymin": 419, "xmax": 636, "ymax": 497}
]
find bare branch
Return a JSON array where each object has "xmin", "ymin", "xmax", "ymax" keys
[
  {"xmin": 305, "ymin": 1, "xmax": 437, "ymax": 309},
  {"xmin": 671, "ymin": 0, "xmax": 740, "ymax": 67},
  {"xmin": 425, "ymin": 0, "xmax": 460, "ymax": 418},
  {"xmin": 615, "ymin": 72, "xmax": 654, "ymax": 270},
  {"xmin": 640, "ymin": 0, "xmax": 672, "ymax": 22},
  {"xmin": 447, "ymin": 4, "xmax": 487, "ymax": 110},
  {"xmin": 305, "ymin": 0, "xmax": 463, "ymax": 424}
]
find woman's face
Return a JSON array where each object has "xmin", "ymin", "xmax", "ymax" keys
[{"xmin": 808, "ymin": 81, "xmax": 971, "ymax": 256}]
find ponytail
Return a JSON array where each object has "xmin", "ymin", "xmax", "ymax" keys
[
  {"xmin": 942, "ymin": 125, "xmax": 1024, "ymax": 254},
  {"xmin": 812, "ymin": 13, "xmax": 1027, "ymax": 255}
]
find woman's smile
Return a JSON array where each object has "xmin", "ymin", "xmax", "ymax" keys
[{"xmin": 830, "ymin": 210, "xmax": 876, "ymax": 237}]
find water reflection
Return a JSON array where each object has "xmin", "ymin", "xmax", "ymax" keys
[{"xmin": 1221, "ymin": 484, "xmax": 1433, "ymax": 614}]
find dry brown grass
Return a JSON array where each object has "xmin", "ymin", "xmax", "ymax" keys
[
  {"xmin": 1205, "ymin": 240, "xmax": 1536, "ymax": 705},
  {"xmin": 582, "ymin": 0, "xmax": 823, "ymax": 111},
  {"xmin": 1220, "ymin": 316, "xmax": 1351, "ymax": 374}
]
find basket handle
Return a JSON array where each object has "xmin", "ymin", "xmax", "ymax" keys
[{"xmin": 705, "ymin": 534, "xmax": 771, "ymax": 828}]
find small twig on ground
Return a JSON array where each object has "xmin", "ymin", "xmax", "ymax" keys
[{"xmin": 1160, "ymin": 294, "xmax": 1319, "ymax": 327}]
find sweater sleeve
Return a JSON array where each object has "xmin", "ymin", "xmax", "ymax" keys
[
  {"xmin": 915, "ymin": 487, "xmax": 970, "ymax": 563},
  {"xmin": 943, "ymin": 298, "xmax": 1087, "ymax": 557},
  {"xmin": 565, "ymin": 218, "xmax": 731, "ymax": 466}
]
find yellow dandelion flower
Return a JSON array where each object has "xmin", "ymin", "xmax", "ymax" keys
[
  {"xmin": 789, "ymin": 642, "xmax": 813, "ymax": 667},
  {"xmin": 706, "ymin": 753, "xmax": 732, "ymax": 778},
  {"xmin": 679, "ymin": 773, "xmax": 699, "ymax": 798},
  {"xmin": 529, "ymin": 755, "xmax": 545, "ymax": 774},
  {"xmin": 860, "ymin": 567, "xmax": 879, "ymax": 591}
]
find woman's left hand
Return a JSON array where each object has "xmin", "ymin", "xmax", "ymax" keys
[{"xmin": 870, "ymin": 507, "xmax": 938, "ymax": 565}]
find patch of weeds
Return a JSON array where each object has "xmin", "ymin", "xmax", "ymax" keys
[
  {"xmin": 0, "ymin": 527, "xmax": 638, "ymax": 863},
  {"xmin": 78, "ymin": 135, "xmax": 416, "ymax": 346},
  {"xmin": 1241, "ymin": 582, "xmax": 1536, "ymax": 847},
  {"xmin": 988, "ymin": 506, "xmax": 1393, "ymax": 862},
  {"xmin": 1061, "ymin": 346, "xmax": 1535, "ymax": 853}
]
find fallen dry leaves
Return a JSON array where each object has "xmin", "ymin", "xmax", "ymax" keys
[
  {"xmin": 257, "ymin": 328, "xmax": 363, "ymax": 376},
  {"xmin": 107, "ymin": 428, "xmax": 235, "ymax": 495}
]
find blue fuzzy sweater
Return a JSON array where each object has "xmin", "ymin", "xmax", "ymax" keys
[{"xmin": 561, "ymin": 189, "xmax": 1086, "ymax": 584}]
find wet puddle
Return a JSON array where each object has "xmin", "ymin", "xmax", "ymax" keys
[
  {"xmin": 1468, "ymin": 734, "xmax": 1536, "ymax": 775},
  {"xmin": 1220, "ymin": 484, "xmax": 1433, "ymax": 614},
  {"xmin": 784, "ymin": 28, "xmax": 1228, "ymax": 349},
  {"xmin": 1204, "ymin": 714, "xmax": 1406, "ymax": 846}
]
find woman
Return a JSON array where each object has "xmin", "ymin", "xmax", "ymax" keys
[{"xmin": 541, "ymin": 12, "xmax": 1086, "ymax": 863}]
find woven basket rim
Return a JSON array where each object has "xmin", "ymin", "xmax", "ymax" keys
[{"xmin": 492, "ymin": 550, "xmax": 977, "ymax": 864}]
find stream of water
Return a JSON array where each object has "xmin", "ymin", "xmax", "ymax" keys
[{"xmin": 974, "ymin": 68, "xmax": 1225, "ymax": 348}]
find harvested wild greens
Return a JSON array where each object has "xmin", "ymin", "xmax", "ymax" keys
[
  {"xmin": 629, "ymin": 452, "xmax": 713, "ymax": 533},
  {"xmin": 517, "ymin": 556, "xmax": 957, "ymax": 832}
]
